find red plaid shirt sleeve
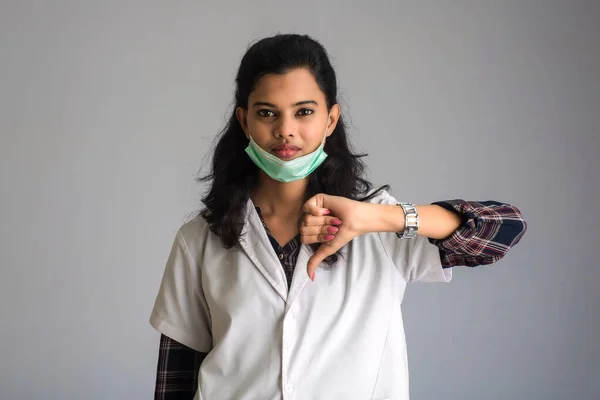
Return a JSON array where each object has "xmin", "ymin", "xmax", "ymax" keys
[
  {"xmin": 154, "ymin": 334, "xmax": 207, "ymax": 399},
  {"xmin": 428, "ymin": 200, "xmax": 528, "ymax": 268}
]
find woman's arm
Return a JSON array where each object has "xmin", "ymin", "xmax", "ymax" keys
[
  {"xmin": 363, "ymin": 200, "xmax": 528, "ymax": 267},
  {"xmin": 301, "ymin": 194, "xmax": 528, "ymax": 277},
  {"xmin": 155, "ymin": 334, "xmax": 208, "ymax": 400}
]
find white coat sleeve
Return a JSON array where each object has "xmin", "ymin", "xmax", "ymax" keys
[
  {"xmin": 149, "ymin": 229, "xmax": 212, "ymax": 352},
  {"xmin": 374, "ymin": 190, "xmax": 452, "ymax": 283}
]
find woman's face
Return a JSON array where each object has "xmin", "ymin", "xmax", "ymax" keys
[{"xmin": 236, "ymin": 68, "xmax": 340, "ymax": 161}]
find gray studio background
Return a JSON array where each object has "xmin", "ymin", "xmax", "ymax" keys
[{"xmin": 1, "ymin": 1, "xmax": 599, "ymax": 399}]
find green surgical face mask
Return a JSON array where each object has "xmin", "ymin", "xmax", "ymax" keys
[{"xmin": 244, "ymin": 113, "xmax": 330, "ymax": 183}]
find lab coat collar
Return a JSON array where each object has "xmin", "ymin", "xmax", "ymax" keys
[{"xmin": 238, "ymin": 198, "xmax": 311, "ymax": 304}]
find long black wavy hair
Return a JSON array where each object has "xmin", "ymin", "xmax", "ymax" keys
[{"xmin": 198, "ymin": 33, "xmax": 388, "ymax": 265}]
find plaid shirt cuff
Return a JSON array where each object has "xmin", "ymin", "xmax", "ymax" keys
[{"xmin": 428, "ymin": 200, "xmax": 528, "ymax": 268}]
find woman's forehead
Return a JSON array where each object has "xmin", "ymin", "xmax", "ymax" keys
[{"xmin": 250, "ymin": 68, "xmax": 325, "ymax": 106}]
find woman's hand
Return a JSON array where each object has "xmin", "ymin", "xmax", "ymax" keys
[
  {"xmin": 301, "ymin": 193, "xmax": 465, "ymax": 281},
  {"xmin": 301, "ymin": 193, "xmax": 370, "ymax": 281}
]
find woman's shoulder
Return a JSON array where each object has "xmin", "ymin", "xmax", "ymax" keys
[{"xmin": 175, "ymin": 212, "xmax": 212, "ymax": 249}]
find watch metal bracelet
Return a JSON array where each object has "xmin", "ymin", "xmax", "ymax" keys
[{"xmin": 396, "ymin": 202, "xmax": 419, "ymax": 239}]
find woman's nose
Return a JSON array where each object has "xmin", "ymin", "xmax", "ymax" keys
[{"xmin": 274, "ymin": 114, "xmax": 298, "ymax": 138}]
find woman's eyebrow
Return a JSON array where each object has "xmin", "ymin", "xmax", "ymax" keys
[{"xmin": 252, "ymin": 100, "xmax": 318, "ymax": 108}]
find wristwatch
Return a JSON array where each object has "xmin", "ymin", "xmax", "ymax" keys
[{"xmin": 396, "ymin": 202, "xmax": 419, "ymax": 239}]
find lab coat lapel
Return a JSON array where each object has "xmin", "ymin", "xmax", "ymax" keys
[
  {"xmin": 238, "ymin": 200, "xmax": 288, "ymax": 301},
  {"xmin": 285, "ymin": 244, "xmax": 311, "ymax": 310}
]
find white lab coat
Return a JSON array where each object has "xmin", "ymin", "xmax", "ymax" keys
[{"xmin": 150, "ymin": 189, "xmax": 451, "ymax": 400}]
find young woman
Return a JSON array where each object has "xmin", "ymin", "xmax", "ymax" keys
[{"xmin": 150, "ymin": 33, "xmax": 527, "ymax": 400}]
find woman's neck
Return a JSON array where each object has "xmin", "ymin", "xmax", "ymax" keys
[{"xmin": 250, "ymin": 171, "xmax": 308, "ymax": 219}]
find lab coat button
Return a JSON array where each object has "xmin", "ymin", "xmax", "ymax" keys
[{"xmin": 284, "ymin": 384, "xmax": 295, "ymax": 393}]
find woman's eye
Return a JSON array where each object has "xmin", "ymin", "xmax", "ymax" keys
[
  {"xmin": 258, "ymin": 109, "xmax": 275, "ymax": 117},
  {"xmin": 257, "ymin": 109, "xmax": 313, "ymax": 117},
  {"xmin": 297, "ymin": 108, "xmax": 314, "ymax": 116}
]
